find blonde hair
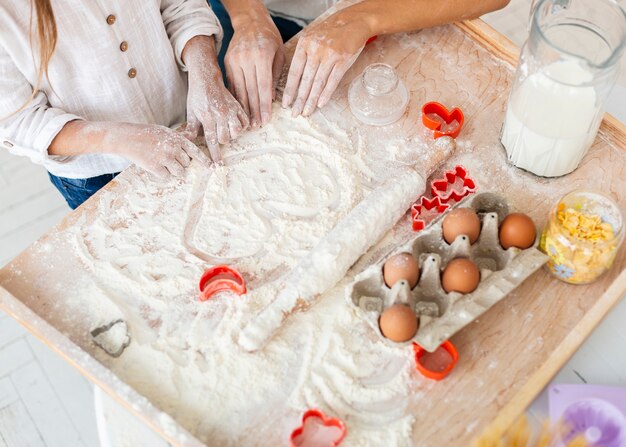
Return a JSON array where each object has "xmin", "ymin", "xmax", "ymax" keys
[
  {"xmin": 31, "ymin": 0, "xmax": 57, "ymax": 97},
  {"xmin": 4, "ymin": 0, "xmax": 59, "ymax": 118}
]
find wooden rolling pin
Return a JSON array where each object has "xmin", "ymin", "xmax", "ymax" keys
[{"xmin": 239, "ymin": 143, "xmax": 454, "ymax": 352}]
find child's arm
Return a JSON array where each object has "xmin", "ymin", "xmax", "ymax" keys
[
  {"xmin": 162, "ymin": 0, "xmax": 249, "ymax": 162},
  {"xmin": 283, "ymin": 0, "xmax": 511, "ymax": 116},
  {"xmin": 160, "ymin": 0, "xmax": 224, "ymax": 69},
  {"xmin": 48, "ymin": 121, "xmax": 212, "ymax": 179},
  {"xmin": 182, "ymin": 35, "xmax": 249, "ymax": 163},
  {"xmin": 0, "ymin": 45, "xmax": 210, "ymax": 180}
]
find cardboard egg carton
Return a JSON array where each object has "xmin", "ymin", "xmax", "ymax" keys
[{"xmin": 346, "ymin": 193, "xmax": 549, "ymax": 352}]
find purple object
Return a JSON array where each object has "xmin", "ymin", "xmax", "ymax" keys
[{"xmin": 549, "ymin": 384, "xmax": 626, "ymax": 447}]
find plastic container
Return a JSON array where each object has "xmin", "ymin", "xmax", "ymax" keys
[
  {"xmin": 348, "ymin": 63, "xmax": 409, "ymax": 126},
  {"xmin": 541, "ymin": 190, "xmax": 624, "ymax": 284}
]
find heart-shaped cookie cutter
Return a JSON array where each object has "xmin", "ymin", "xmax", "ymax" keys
[
  {"xmin": 413, "ymin": 340, "xmax": 459, "ymax": 381},
  {"xmin": 290, "ymin": 409, "xmax": 347, "ymax": 447},
  {"xmin": 411, "ymin": 196, "xmax": 451, "ymax": 232},
  {"xmin": 198, "ymin": 265, "xmax": 247, "ymax": 301},
  {"xmin": 421, "ymin": 102, "xmax": 465, "ymax": 139},
  {"xmin": 431, "ymin": 165, "xmax": 476, "ymax": 203}
]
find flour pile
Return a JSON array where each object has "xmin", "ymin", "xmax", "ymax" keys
[{"xmin": 65, "ymin": 105, "xmax": 430, "ymax": 446}]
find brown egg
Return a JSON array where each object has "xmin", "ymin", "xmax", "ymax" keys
[
  {"xmin": 383, "ymin": 253, "xmax": 420, "ymax": 288},
  {"xmin": 441, "ymin": 258, "xmax": 480, "ymax": 294},
  {"xmin": 442, "ymin": 208, "xmax": 481, "ymax": 244},
  {"xmin": 379, "ymin": 304, "xmax": 419, "ymax": 342},
  {"xmin": 499, "ymin": 213, "xmax": 536, "ymax": 249}
]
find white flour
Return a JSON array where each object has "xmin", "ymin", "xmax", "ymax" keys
[{"xmin": 65, "ymin": 105, "xmax": 429, "ymax": 446}]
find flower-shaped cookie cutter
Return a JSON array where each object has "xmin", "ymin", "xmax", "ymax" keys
[
  {"xmin": 290, "ymin": 409, "xmax": 347, "ymax": 447},
  {"xmin": 413, "ymin": 340, "xmax": 459, "ymax": 381},
  {"xmin": 198, "ymin": 265, "xmax": 247, "ymax": 302},
  {"xmin": 421, "ymin": 102, "xmax": 465, "ymax": 139},
  {"xmin": 431, "ymin": 165, "xmax": 477, "ymax": 203},
  {"xmin": 411, "ymin": 196, "xmax": 450, "ymax": 231}
]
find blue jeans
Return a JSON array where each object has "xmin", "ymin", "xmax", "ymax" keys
[
  {"xmin": 48, "ymin": 172, "xmax": 119, "ymax": 210},
  {"xmin": 208, "ymin": 0, "xmax": 303, "ymax": 77}
]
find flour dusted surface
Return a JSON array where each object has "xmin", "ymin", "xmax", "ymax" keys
[{"xmin": 42, "ymin": 105, "xmax": 428, "ymax": 446}]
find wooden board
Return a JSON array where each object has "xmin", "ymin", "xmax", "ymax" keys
[{"xmin": 1, "ymin": 13, "xmax": 625, "ymax": 447}]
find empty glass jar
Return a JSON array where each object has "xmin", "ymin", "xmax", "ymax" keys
[{"xmin": 348, "ymin": 63, "xmax": 409, "ymax": 126}]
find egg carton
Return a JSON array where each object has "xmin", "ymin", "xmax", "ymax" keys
[{"xmin": 346, "ymin": 192, "xmax": 549, "ymax": 352}]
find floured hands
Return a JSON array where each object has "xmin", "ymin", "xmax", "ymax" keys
[
  {"xmin": 183, "ymin": 36, "xmax": 249, "ymax": 162},
  {"xmin": 282, "ymin": 12, "xmax": 371, "ymax": 117},
  {"xmin": 110, "ymin": 123, "xmax": 212, "ymax": 180},
  {"xmin": 225, "ymin": 7, "xmax": 285, "ymax": 127}
]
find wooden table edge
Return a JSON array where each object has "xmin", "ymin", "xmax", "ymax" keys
[
  {"xmin": 0, "ymin": 286, "xmax": 204, "ymax": 447},
  {"xmin": 483, "ymin": 269, "xmax": 626, "ymax": 439},
  {"xmin": 456, "ymin": 17, "xmax": 626, "ymax": 440},
  {"xmin": 1, "ymin": 13, "xmax": 624, "ymax": 447}
]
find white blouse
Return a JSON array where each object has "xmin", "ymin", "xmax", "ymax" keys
[{"xmin": 0, "ymin": 0, "xmax": 222, "ymax": 179}]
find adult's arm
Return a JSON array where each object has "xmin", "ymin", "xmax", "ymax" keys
[
  {"xmin": 219, "ymin": 0, "xmax": 285, "ymax": 127},
  {"xmin": 282, "ymin": 0, "xmax": 511, "ymax": 116}
]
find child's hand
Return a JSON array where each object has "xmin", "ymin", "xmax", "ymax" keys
[
  {"xmin": 224, "ymin": 5, "xmax": 284, "ymax": 127},
  {"xmin": 183, "ymin": 36, "xmax": 249, "ymax": 162},
  {"xmin": 113, "ymin": 123, "xmax": 212, "ymax": 179}
]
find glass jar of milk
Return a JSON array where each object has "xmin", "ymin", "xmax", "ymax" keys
[{"xmin": 501, "ymin": 0, "xmax": 626, "ymax": 178}]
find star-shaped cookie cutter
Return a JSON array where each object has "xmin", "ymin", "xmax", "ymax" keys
[
  {"xmin": 411, "ymin": 196, "xmax": 450, "ymax": 232},
  {"xmin": 430, "ymin": 165, "xmax": 477, "ymax": 203}
]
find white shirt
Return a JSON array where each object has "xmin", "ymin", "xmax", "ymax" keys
[
  {"xmin": 0, "ymin": 0, "xmax": 222, "ymax": 179},
  {"xmin": 265, "ymin": 0, "xmax": 338, "ymax": 25}
]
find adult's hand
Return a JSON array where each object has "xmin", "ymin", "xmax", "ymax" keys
[
  {"xmin": 183, "ymin": 36, "xmax": 249, "ymax": 162},
  {"xmin": 282, "ymin": 12, "xmax": 371, "ymax": 117},
  {"xmin": 224, "ymin": 4, "xmax": 285, "ymax": 127}
]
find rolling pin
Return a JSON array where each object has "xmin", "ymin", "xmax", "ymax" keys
[{"xmin": 239, "ymin": 142, "xmax": 455, "ymax": 351}]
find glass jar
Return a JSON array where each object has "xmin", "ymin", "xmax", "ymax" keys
[
  {"xmin": 500, "ymin": 0, "xmax": 626, "ymax": 178},
  {"xmin": 348, "ymin": 63, "xmax": 409, "ymax": 126},
  {"xmin": 540, "ymin": 190, "xmax": 624, "ymax": 284}
]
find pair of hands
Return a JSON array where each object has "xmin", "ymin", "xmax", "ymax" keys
[
  {"xmin": 226, "ymin": 7, "xmax": 370, "ymax": 124},
  {"xmin": 122, "ymin": 36, "xmax": 248, "ymax": 179},
  {"xmin": 127, "ymin": 12, "xmax": 370, "ymax": 180}
]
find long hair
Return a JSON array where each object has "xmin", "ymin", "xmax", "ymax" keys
[
  {"xmin": 3, "ymin": 0, "xmax": 59, "ymax": 118},
  {"xmin": 31, "ymin": 0, "xmax": 57, "ymax": 97}
]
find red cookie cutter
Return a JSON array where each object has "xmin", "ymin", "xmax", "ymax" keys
[
  {"xmin": 421, "ymin": 102, "xmax": 465, "ymax": 139},
  {"xmin": 431, "ymin": 165, "xmax": 476, "ymax": 203},
  {"xmin": 290, "ymin": 409, "xmax": 346, "ymax": 447},
  {"xmin": 411, "ymin": 196, "xmax": 450, "ymax": 232},
  {"xmin": 413, "ymin": 341, "xmax": 459, "ymax": 381},
  {"xmin": 365, "ymin": 35, "xmax": 378, "ymax": 45},
  {"xmin": 198, "ymin": 265, "xmax": 246, "ymax": 302}
]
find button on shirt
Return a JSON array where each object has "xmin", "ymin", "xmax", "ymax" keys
[{"xmin": 0, "ymin": 0, "xmax": 222, "ymax": 179}]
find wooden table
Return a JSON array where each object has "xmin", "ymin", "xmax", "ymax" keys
[{"xmin": 1, "ymin": 12, "xmax": 625, "ymax": 447}]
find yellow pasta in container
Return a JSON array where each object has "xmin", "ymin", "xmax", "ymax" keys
[{"xmin": 540, "ymin": 191, "xmax": 624, "ymax": 284}]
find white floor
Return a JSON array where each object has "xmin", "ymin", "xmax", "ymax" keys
[{"xmin": 1, "ymin": 2, "xmax": 626, "ymax": 445}]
